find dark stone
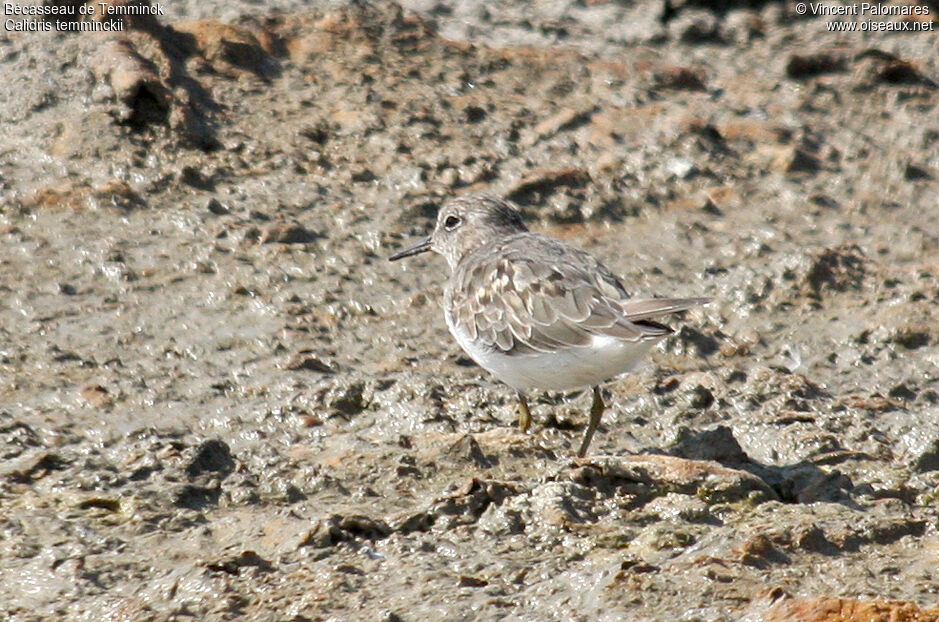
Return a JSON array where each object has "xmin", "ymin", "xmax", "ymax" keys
[
  {"xmin": 888, "ymin": 383, "xmax": 917, "ymax": 401},
  {"xmin": 352, "ymin": 169, "xmax": 377, "ymax": 182},
  {"xmin": 304, "ymin": 515, "xmax": 392, "ymax": 548},
  {"xmin": 206, "ymin": 197, "xmax": 229, "ymax": 214},
  {"xmin": 804, "ymin": 245, "xmax": 866, "ymax": 295},
  {"xmin": 676, "ymin": 326, "xmax": 720, "ymax": 357},
  {"xmin": 786, "ymin": 53, "xmax": 847, "ymax": 79},
  {"xmin": 904, "ymin": 163, "xmax": 933, "ymax": 181},
  {"xmin": 669, "ymin": 425, "xmax": 750, "ymax": 465},
  {"xmin": 186, "ymin": 439, "xmax": 235, "ymax": 478},
  {"xmin": 207, "ymin": 550, "xmax": 274, "ymax": 575},
  {"xmin": 464, "ymin": 105, "xmax": 487, "ymax": 123},
  {"xmin": 688, "ymin": 384, "xmax": 715, "ymax": 409},
  {"xmin": 914, "ymin": 439, "xmax": 939, "ymax": 473}
]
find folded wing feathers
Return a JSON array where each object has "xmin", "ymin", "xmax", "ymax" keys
[{"xmin": 453, "ymin": 239, "xmax": 708, "ymax": 354}]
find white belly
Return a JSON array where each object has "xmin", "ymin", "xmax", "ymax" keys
[{"xmin": 450, "ymin": 328, "xmax": 657, "ymax": 392}]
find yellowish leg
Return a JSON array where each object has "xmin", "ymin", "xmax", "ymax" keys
[
  {"xmin": 517, "ymin": 391, "xmax": 532, "ymax": 433},
  {"xmin": 577, "ymin": 386, "xmax": 604, "ymax": 458}
]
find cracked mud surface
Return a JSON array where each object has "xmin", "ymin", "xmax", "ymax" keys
[{"xmin": 1, "ymin": 1, "xmax": 938, "ymax": 620}]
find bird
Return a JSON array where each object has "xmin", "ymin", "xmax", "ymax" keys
[{"xmin": 389, "ymin": 194, "xmax": 708, "ymax": 457}]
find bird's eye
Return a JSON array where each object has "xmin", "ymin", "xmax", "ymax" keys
[{"xmin": 444, "ymin": 215, "xmax": 461, "ymax": 230}]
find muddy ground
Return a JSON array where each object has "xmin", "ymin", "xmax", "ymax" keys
[{"xmin": 1, "ymin": 0, "xmax": 938, "ymax": 620}]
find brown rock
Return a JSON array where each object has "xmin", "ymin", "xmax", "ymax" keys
[
  {"xmin": 771, "ymin": 146, "xmax": 821, "ymax": 175},
  {"xmin": 90, "ymin": 180, "xmax": 146, "ymax": 210},
  {"xmin": 765, "ymin": 596, "xmax": 939, "ymax": 622},
  {"xmin": 173, "ymin": 20, "xmax": 278, "ymax": 78},
  {"xmin": 839, "ymin": 394, "xmax": 897, "ymax": 412},
  {"xmin": 28, "ymin": 180, "xmax": 144, "ymax": 211},
  {"xmin": 90, "ymin": 38, "xmax": 171, "ymax": 124},
  {"xmin": 654, "ymin": 66, "xmax": 707, "ymax": 91},
  {"xmin": 733, "ymin": 533, "xmax": 789, "ymax": 567},
  {"xmin": 80, "ymin": 384, "xmax": 113, "ymax": 408},
  {"xmin": 704, "ymin": 185, "xmax": 734, "ymax": 207},
  {"xmin": 28, "ymin": 183, "xmax": 90, "ymax": 210}
]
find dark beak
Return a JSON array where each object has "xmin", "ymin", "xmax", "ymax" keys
[{"xmin": 389, "ymin": 236, "xmax": 432, "ymax": 261}]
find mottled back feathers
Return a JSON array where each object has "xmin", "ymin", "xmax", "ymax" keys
[{"xmin": 444, "ymin": 232, "xmax": 705, "ymax": 356}]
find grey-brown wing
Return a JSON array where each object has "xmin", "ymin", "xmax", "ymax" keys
[{"xmin": 449, "ymin": 240, "xmax": 707, "ymax": 355}]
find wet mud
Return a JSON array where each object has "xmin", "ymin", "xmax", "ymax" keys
[{"xmin": 1, "ymin": 0, "xmax": 938, "ymax": 620}]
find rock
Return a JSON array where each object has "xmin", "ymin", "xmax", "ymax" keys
[
  {"xmin": 438, "ymin": 167, "xmax": 460, "ymax": 187},
  {"xmin": 80, "ymin": 384, "xmax": 113, "ymax": 408},
  {"xmin": 351, "ymin": 168, "xmax": 378, "ymax": 183},
  {"xmin": 704, "ymin": 185, "xmax": 733, "ymax": 210},
  {"xmin": 7, "ymin": 452, "xmax": 71, "ymax": 484},
  {"xmin": 802, "ymin": 245, "xmax": 867, "ymax": 296},
  {"xmin": 764, "ymin": 596, "xmax": 939, "ymax": 622},
  {"xmin": 734, "ymin": 532, "xmax": 790, "ymax": 567},
  {"xmin": 26, "ymin": 180, "xmax": 144, "ymax": 211},
  {"xmin": 890, "ymin": 324, "xmax": 932, "ymax": 350},
  {"xmin": 285, "ymin": 352, "xmax": 338, "ymax": 374},
  {"xmin": 855, "ymin": 52, "xmax": 937, "ymax": 88},
  {"xmin": 674, "ymin": 326, "xmax": 720, "ymax": 357},
  {"xmin": 904, "ymin": 163, "xmax": 933, "ymax": 181},
  {"xmin": 653, "ymin": 66, "xmax": 707, "ymax": 91},
  {"xmin": 206, "ymin": 198, "xmax": 229, "ymax": 214},
  {"xmin": 90, "ymin": 38, "xmax": 171, "ymax": 124},
  {"xmin": 303, "ymin": 515, "xmax": 392, "ymax": 548},
  {"xmin": 178, "ymin": 166, "xmax": 215, "ymax": 190},
  {"xmin": 82, "ymin": 10, "xmax": 220, "ymax": 146},
  {"xmin": 173, "ymin": 20, "xmax": 280, "ymax": 79},
  {"xmin": 457, "ymin": 575, "xmax": 488, "ymax": 588},
  {"xmin": 777, "ymin": 466, "xmax": 854, "ymax": 504},
  {"xmin": 259, "ymin": 223, "xmax": 320, "ymax": 244},
  {"xmin": 463, "ymin": 105, "xmax": 487, "ymax": 123},
  {"xmin": 76, "ymin": 497, "xmax": 121, "ymax": 513},
  {"xmin": 888, "ymin": 383, "xmax": 917, "ymax": 401},
  {"xmin": 325, "ymin": 381, "xmax": 370, "ymax": 417},
  {"xmin": 785, "ymin": 52, "xmax": 847, "ymax": 79},
  {"xmin": 914, "ymin": 439, "xmax": 939, "ymax": 473},
  {"xmin": 206, "ymin": 550, "xmax": 274, "ymax": 575},
  {"xmin": 771, "ymin": 146, "xmax": 820, "ymax": 175},
  {"xmin": 670, "ymin": 426, "xmax": 750, "ymax": 465},
  {"xmin": 571, "ymin": 454, "xmax": 777, "ymax": 505},
  {"xmin": 185, "ymin": 439, "xmax": 235, "ymax": 478},
  {"xmin": 0, "ymin": 419, "xmax": 42, "ymax": 460}
]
